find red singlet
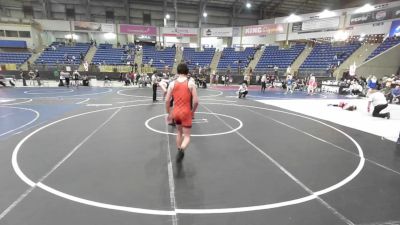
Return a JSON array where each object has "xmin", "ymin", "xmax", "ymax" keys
[{"xmin": 172, "ymin": 79, "xmax": 192, "ymax": 128}]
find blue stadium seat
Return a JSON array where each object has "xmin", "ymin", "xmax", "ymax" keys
[
  {"xmin": 366, "ymin": 37, "xmax": 400, "ymax": 61},
  {"xmin": 299, "ymin": 42, "xmax": 360, "ymax": 76},
  {"xmin": 183, "ymin": 48, "xmax": 215, "ymax": 70},
  {"xmin": 255, "ymin": 44, "xmax": 305, "ymax": 73},
  {"xmin": 35, "ymin": 42, "xmax": 90, "ymax": 65},
  {"xmin": 143, "ymin": 46, "xmax": 175, "ymax": 70},
  {"xmin": 92, "ymin": 44, "xmax": 135, "ymax": 65},
  {"xmin": 217, "ymin": 47, "xmax": 256, "ymax": 70},
  {"xmin": 0, "ymin": 52, "xmax": 31, "ymax": 65}
]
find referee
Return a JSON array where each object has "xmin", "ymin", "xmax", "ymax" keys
[{"xmin": 152, "ymin": 72, "xmax": 159, "ymax": 102}]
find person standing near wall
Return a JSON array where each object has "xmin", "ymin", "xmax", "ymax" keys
[
  {"xmin": 307, "ymin": 75, "xmax": 317, "ymax": 95},
  {"xmin": 19, "ymin": 69, "xmax": 27, "ymax": 86},
  {"xmin": 34, "ymin": 69, "xmax": 41, "ymax": 86},
  {"xmin": 261, "ymin": 73, "xmax": 267, "ymax": 93},
  {"xmin": 152, "ymin": 72, "xmax": 159, "ymax": 102},
  {"xmin": 64, "ymin": 70, "xmax": 70, "ymax": 87},
  {"xmin": 274, "ymin": 65, "xmax": 279, "ymax": 76}
]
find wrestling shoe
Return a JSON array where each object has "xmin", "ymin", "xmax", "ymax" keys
[
  {"xmin": 386, "ymin": 113, "xmax": 390, "ymax": 119},
  {"xmin": 176, "ymin": 149, "xmax": 185, "ymax": 163}
]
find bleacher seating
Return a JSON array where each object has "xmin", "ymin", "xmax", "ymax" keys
[
  {"xmin": 0, "ymin": 52, "xmax": 31, "ymax": 65},
  {"xmin": 35, "ymin": 42, "xmax": 90, "ymax": 65},
  {"xmin": 366, "ymin": 37, "xmax": 400, "ymax": 61},
  {"xmin": 255, "ymin": 44, "xmax": 305, "ymax": 72},
  {"xmin": 92, "ymin": 44, "xmax": 135, "ymax": 65},
  {"xmin": 217, "ymin": 47, "xmax": 256, "ymax": 70},
  {"xmin": 183, "ymin": 48, "xmax": 215, "ymax": 69},
  {"xmin": 300, "ymin": 43, "xmax": 360, "ymax": 71},
  {"xmin": 142, "ymin": 46, "xmax": 175, "ymax": 70}
]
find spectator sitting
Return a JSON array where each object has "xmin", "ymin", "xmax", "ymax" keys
[
  {"xmin": 0, "ymin": 75, "xmax": 6, "ymax": 87},
  {"xmin": 349, "ymin": 81, "xmax": 363, "ymax": 96},
  {"xmin": 390, "ymin": 85, "xmax": 400, "ymax": 104},
  {"xmin": 381, "ymin": 83, "xmax": 392, "ymax": 101},
  {"xmin": 367, "ymin": 75, "xmax": 378, "ymax": 90},
  {"xmin": 104, "ymin": 75, "xmax": 112, "ymax": 87}
]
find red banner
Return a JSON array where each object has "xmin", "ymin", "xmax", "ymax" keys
[
  {"xmin": 119, "ymin": 24, "xmax": 157, "ymax": 36},
  {"xmin": 243, "ymin": 24, "xmax": 285, "ymax": 36}
]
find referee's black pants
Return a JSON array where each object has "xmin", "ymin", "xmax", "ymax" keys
[
  {"xmin": 372, "ymin": 104, "xmax": 388, "ymax": 118},
  {"xmin": 152, "ymin": 83, "xmax": 157, "ymax": 101}
]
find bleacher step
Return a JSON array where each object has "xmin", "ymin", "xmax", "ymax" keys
[
  {"xmin": 245, "ymin": 48, "xmax": 264, "ymax": 74},
  {"xmin": 20, "ymin": 52, "xmax": 41, "ymax": 70},
  {"xmin": 172, "ymin": 48, "xmax": 183, "ymax": 74},
  {"xmin": 79, "ymin": 46, "xmax": 97, "ymax": 71},
  {"xmin": 291, "ymin": 46, "xmax": 313, "ymax": 73},
  {"xmin": 210, "ymin": 51, "xmax": 221, "ymax": 72},
  {"xmin": 134, "ymin": 48, "xmax": 143, "ymax": 73}
]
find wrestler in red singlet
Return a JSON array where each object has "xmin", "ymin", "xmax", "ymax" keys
[
  {"xmin": 165, "ymin": 63, "xmax": 199, "ymax": 163},
  {"xmin": 172, "ymin": 78, "xmax": 193, "ymax": 128}
]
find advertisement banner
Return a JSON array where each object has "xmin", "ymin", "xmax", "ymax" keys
[
  {"xmin": 292, "ymin": 22, "xmax": 302, "ymax": 32},
  {"xmin": 349, "ymin": 12, "xmax": 373, "ymax": 25},
  {"xmin": 202, "ymin": 27, "xmax": 233, "ymax": 37},
  {"xmin": 389, "ymin": 20, "xmax": 400, "ymax": 37},
  {"xmin": 162, "ymin": 27, "xmax": 198, "ymax": 37},
  {"xmin": 99, "ymin": 65, "xmax": 132, "ymax": 73},
  {"xmin": 135, "ymin": 35, "xmax": 156, "ymax": 43},
  {"xmin": 119, "ymin": 24, "xmax": 157, "ymax": 36},
  {"xmin": 73, "ymin": 21, "xmax": 114, "ymax": 33},
  {"xmin": 232, "ymin": 27, "xmax": 241, "ymax": 37},
  {"xmin": 301, "ymin": 17, "xmax": 340, "ymax": 31},
  {"xmin": 350, "ymin": 6, "xmax": 400, "ymax": 25},
  {"xmin": 243, "ymin": 24, "xmax": 285, "ymax": 36}
]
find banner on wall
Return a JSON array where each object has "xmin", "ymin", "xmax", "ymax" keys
[
  {"xmin": 243, "ymin": 24, "xmax": 285, "ymax": 36},
  {"xmin": 350, "ymin": 6, "xmax": 400, "ymax": 25},
  {"xmin": 292, "ymin": 22, "xmax": 302, "ymax": 32},
  {"xmin": 119, "ymin": 24, "xmax": 157, "ymax": 36},
  {"xmin": 202, "ymin": 27, "xmax": 233, "ymax": 37},
  {"xmin": 232, "ymin": 27, "xmax": 241, "ymax": 37},
  {"xmin": 301, "ymin": 17, "xmax": 340, "ymax": 31},
  {"xmin": 135, "ymin": 35, "xmax": 156, "ymax": 43},
  {"xmin": 389, "ymin": 20, "xmax": 400, "ymax": 37},
  {"xmin": 73, "ymin": 21, "xmax": 115, "ymax": 33},
  {"xmin": 162, "ymin": 27, "xmax": 198, "ymax": 37}
]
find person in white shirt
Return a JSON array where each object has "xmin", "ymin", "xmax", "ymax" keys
[
  {"xmin": 349, "ymin": 81, "xmax": 363, "ymax": 95},
  {"xmin": 367, "ymin": 89, "xmax": 390, "ymax": 119},
  {"xmin": 243, "ymin": 74, "xmax": 249, "ymax": 86},
  {"xmin": 273, "ymin": 65, "xmax": 279, "ymax": 76},
  {"xmin": 261, "ymin": 73, "xmax": 267, "ymax": 93},
  {"xmin": 159, "ymin": 76, "xmax": 169, "ymax": 100},
  {"xmin": 238, "ymin": 83, "xmax": 248, "ymax": 98},
  {"xmin": 151, "ymin": 73, "xmax": 159, "ymax": 102},
  {"xmin": 59, "ymin": 70, "xmax": 69, "ymax": 86}
]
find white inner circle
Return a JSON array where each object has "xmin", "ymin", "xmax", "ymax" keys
[
  {"xmin": 145, "ymin": 112, "xmax": 243, "ymax": 137},
  {"xmin": 24, "ymin": 89, "xmax": 74, "ymax": 95},
  {"xmin": 11, "ymin": 103, "xmax": 365, "ymax": 216},
  {"xmin": 0, "ymin": 106, "xmax": 40, "ymax": 138}
]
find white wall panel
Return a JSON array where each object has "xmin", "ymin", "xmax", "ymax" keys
[{"xmin": 36, "ymin": 19, "xmax": 71, "ymax": 31}]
